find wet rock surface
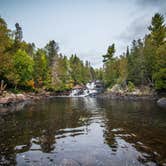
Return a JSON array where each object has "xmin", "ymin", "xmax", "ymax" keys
[{"xmin": 157, "ymin": 97, "xmax": 166, "ymax": 108}]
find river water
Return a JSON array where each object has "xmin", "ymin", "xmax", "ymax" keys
[{"xmin": 0, "ymin": 97, "xmax": 166, "ymax": 166}]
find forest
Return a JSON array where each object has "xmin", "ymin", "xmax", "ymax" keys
[
  {"xmin": 0, "ymin": 17, "xmax": 96, "ymax": 92},
  {"xmin": 100, "ymin": 13, "xmax": 166, "ymax": 91},
  {"xmin": 0, "ymin": 13, "xmax": 166, "ymax": 93}
]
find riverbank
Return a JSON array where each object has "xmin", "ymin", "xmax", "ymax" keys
[
  {"xmin": 0, "ymin": 90, "xmax": 158, "ymax": 107},
  {"xmin": 0, "ymin": 87, "xmax": 165, "ymax": 114},
  {"xmin": 0, "ymin": 91, "xmax": 51, "ymax": 106},
  {"xmin": 0, "ymin": 90, "xmax": 72, "ymax": 107},
  {"xmin": 96, "ymin": 86, "xmax": 166, "ymax": 109},
  {"xmin": 97, "ymin": 91, "xmax": 158, "ymax": 101},
  {"xmin": 0, "ymin": 91, "xmax": 58, "ymax": 114},
  {"xmin": 96, "ymin": 84, "xmax": 159, "ymax": 101}
]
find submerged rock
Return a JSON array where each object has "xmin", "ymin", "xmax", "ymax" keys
[
  {"xmin": 60, "ymin": 159, "xmax": 80, "ymax": 166},
  {"xmin": 157, "ymin": 97, "xmax": 166, "ymax": 108}
]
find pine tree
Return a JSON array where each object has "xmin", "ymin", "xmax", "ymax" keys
[
  {"xmin": 45, "ymin": 40, "xmax": 59, "ymax": 66},
  {"xmin": 102, "ymin": 44, "xmax": 115, "ymax": 63},
  {"xmin": 15, "ymin": 23, "xmax": 23, "ymax": 42}
]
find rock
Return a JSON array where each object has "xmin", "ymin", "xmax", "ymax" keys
[
  {"xmin": 60, "ymin": 159, "xmax": 80, "ymax": 166},
  {"xmin": 157, "ymin": 97, "xmax": 166, "ymax": 108},
  {"xmin": 0, "ymin": 97, "xmax": 10, "ymax": 104},
  {"xmin": 109, "ymin": 84, "xmax": 122, "ymax": 93},
  {"xmin": 10, "ymin": 93, "xmax": 16, "ymax": 98},
  {"xmin": 131, "ymin": 89, "xmax": 141, "ymax": 95},
  {"xmin": 0, "ymin": 93, "xmax": 26, "ymax": 106},
  {"xmin": 0, "ymin": 91, "xmax": 54, "ymax": 114},
  {"xmin": 16, "ymin": 94, "xmax": 26, "ymax": 101}
]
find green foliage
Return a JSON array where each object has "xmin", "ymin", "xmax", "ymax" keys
[
  {"xmin": 69, "ymin": 54, "xmax": 93, "ymax": 85},
  {"xmin": 102, "ymin": 44, "xmax": 127, "ymax": 87},
  {"xmin": 0, "ymin": 17, "xmax": 12, "ymax": 77},
  {"xmin": 95, "ymin": 68, "xmax": 103, "ymax": 80},
  {"xmin": 117, "ymin": 55, "xmax": 128, "ymax": 85},
  {"xmin": 0, "ymin": 16, "xmax": 97, "ymax": 92},
  {"xmin": 15, "ymin": 23, "xmax": 23, "ymax": 42},
  {"xmin": 128, "ymin": 81, "xmax": 135, "ymax": 92},
  {"xmin": 155, "ymin": 43, "xmax": 166, "ymax": 70},
  {"xmin": 153, "ymin": 68, "xmax": 166, "ymax": 90},
  {"xmin": 102, "ymin": 44, "xmax": 115, "ymax": 63},
  {"xmin": 0, "ymin": 17, "xmax": 11, "ymax": 51},
  {"xmin": 104, "ymin": 58, "xmax": 119, "ymax": 86},
  {"xmin": 127, "ymin": 39, "xmax": 147, "ymax": 85},
  {"xmin": 12, "ymin": 49, "xmax": 34, "ymax": 86},
  {"xmin": 153, "ymin": 43, "xmax": 166, "ymax": 90},
  {"xmin": 126, "ymin": 13, "xmax": 166, "ymax": 90},
  {"xmin": 102, "ymin": 44, "xmax": 116, "ymax": 86},
  {"xmin": 34, "ymin": 49, "xmax": 49, "ymax": 87},
  {"xmin": 10, "ymin": 87, "xmax": 21, "ymax": 94},
  {"xmin": 143, "ymin": 35, "xmax": 156, "ymax": 83},
  {"xmin": 45, "ymin": 40, "xmax": 59, "ymax": 66},
  {"xmin": 1, "ymin": 13, "xmax": 165, "ymax": 93},
  {"xmin": 148, "ymin": 13, "xmax": 166, "ymax": 47},
  {"xmin": 102, "ymin": 13, "xmax": 166, "ymax": 91}
]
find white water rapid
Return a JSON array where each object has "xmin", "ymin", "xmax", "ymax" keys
[{"xmin": 69, "ymin": 81, "xmax": 103, "ymax": 97}]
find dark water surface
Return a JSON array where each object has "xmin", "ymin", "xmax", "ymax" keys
[{"xmin": 0, "ymin": 98, "xmax": 166, "ymax": 166}]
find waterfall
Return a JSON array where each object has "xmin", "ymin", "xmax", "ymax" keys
[{"xmin": 69, "ymin": 81, "xmax": 103, "ymax": 97}]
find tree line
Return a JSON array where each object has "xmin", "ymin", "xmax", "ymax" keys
[
  {"xmin": 0, "ymin": 13, "xmax": 165, "ymax": 92},
  {"xmin": 101, "ymin": 13, "xmax": 166, "ymax": 91},
  {"xmin": 0, "ymin": 17, "xmax": 96, "ymax": 91}
]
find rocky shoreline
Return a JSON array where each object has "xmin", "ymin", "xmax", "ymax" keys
[
  {"xmin": 96, "ymin": 91, "xmax": 166, "ymax": 109},
  {"xmin": 0, "ymin": 91, "xmax": 58, "ymax": 114},
  {"xmin": 0, "ymin": 92, "xmax": 52, "ymax": 106},
  {"xmin": 0, "ymin": 91, "xmax": 158, "ymax": 107},
  {"xmin": 97, "ymin": 92, "xmax": 158, "ymax": 101},
  {"xmin": 0, "ymin": 90, "xmax": 165, "ymax": 114}
]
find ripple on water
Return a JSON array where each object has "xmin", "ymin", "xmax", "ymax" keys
[{"xmin": 0, "ymin": 98, "xmax": 166, "ymax": 166}]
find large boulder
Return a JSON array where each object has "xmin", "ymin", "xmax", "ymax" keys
[{"xmin": 157, "ymin": 97, "xmax": 166, "ymax": 108}]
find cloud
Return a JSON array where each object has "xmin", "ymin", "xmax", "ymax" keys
[
  {"xmin": 117, "ymin": 15, "xmax": 150, "ymax": 42},
  {"xmin": 135, "ymin": 0, "xmax": 166, "ymax": 14},
  {"xmin": 1, "ymin": 0, "xmax": 165, "ymax": 68},
  {"xmin": 116, "ymin": 0, "xmax": 166, "ymax": 51}
]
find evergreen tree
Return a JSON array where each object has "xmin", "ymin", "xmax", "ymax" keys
[
  {"xmin": 148, "ymin": 13, "xmax": 166, "ymax": 90},
  {"xmin": 148, "ymin": 13, "xmax": 166, "ymax": 47},
  {"xmin": 102, "ymin": 44, "xmax": 118, "ymax": 86},
  {"xmin": 153, "ymin": 43, "xmax": 166, "ymax": 90},
  {"xmin": 15, "ymin": 23, "xmax": 23, "ymax": 42},
  {"xmin": 102, "ymin": 44, "xmax": 115, "ymax": 63},
  {"xmin": 45, "ymin": 40, "xmax": 59, "ymax": 66}
]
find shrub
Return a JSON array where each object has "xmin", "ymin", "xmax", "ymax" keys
[
  {"xmin": 153, "ymin": 68, "xmax": 166, "ymax": 90},
  {"xmin": 128, "ymin": 81, "xmax": 135, "ymax": 92}
]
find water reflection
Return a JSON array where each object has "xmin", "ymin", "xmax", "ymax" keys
[
  {"xmin": 0, "ymin": 98, "xmax": 166, "ymax": 165},
  {"xmin": 102, "ymin": 100, "xmax": 166, "ymax": 165}
]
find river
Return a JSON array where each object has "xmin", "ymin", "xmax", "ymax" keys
[{"xmin": 0, "ymin": 97, "xmax": 166, "ymax": 166}]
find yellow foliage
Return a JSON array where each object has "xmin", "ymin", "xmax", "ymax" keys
[
  {"xmin": 66, "ymin": 82, "xmax": 74, "ymax": 89},
  {"xmin": 27, "ymin": 80, "xmax": 35, "ymax": 88}
]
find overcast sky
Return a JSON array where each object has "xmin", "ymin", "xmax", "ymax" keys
[{"xmin": 0, "ymin": 0, "xmax": 166, "ymax": 67}]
